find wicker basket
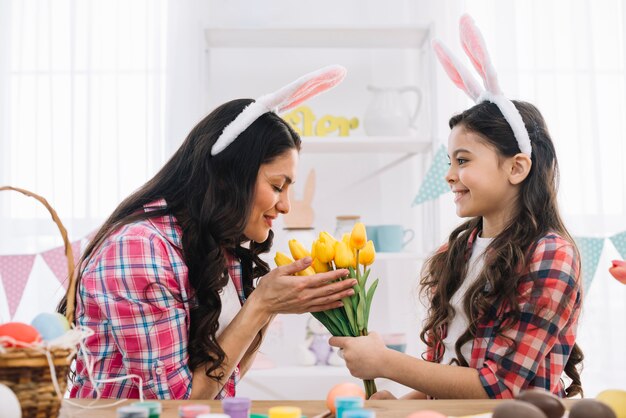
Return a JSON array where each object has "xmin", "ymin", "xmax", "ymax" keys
[{"xmin": 0, "ymin": 186, "xmax": 77, "ymax": 418}]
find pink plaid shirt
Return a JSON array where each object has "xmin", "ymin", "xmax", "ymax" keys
[
  {"xmin": 70, "ymin": 200, "xmax": 244, "ymax": 400},
  {"xmin": 425, "ymin": 231, "xmax": 582, "ymax": 398}
]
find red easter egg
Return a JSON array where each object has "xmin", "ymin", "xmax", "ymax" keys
[
  {"xmin": 0, "ymin": 322, "xmax": 42, "ymax": 347},
  {"xmin": 609, "ymin": 260, "xmax": 626, "ymax": 284}
]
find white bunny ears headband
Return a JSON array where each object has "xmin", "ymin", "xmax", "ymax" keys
[
  {"xmin": 211, "ymin": 65, "xmax": 347, "ymax": 156},
  {"xmin": 432, "ymin": 14, "xmax": 532, "ymax": 157}
]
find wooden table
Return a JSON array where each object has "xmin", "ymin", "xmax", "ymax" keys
[{"xmin": 60, "ymin": 399, "xmax": 578, "ymax": 417}]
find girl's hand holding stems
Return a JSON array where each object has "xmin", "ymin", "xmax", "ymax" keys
[{"xmin": 329, "ymin": 332, "xmax": 489, "ymax": 399}]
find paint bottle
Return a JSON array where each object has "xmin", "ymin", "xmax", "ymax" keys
[
  {"xmin": 178, "ymin": 404, "xmax": 211, "ymax": 418},
  {"xmin": 131, "ymin": 401, "xmax": 162, "ymax": 418},
  {"xmin": 335, "ymin": 397, "xmax": 365, "ymax": 418},
  {"xmin": 268, "ymin": 406, "xmax": 302, "ymax": 418},
  {"xmin": 222, "ymin": 397, "xmax": 252, "ymax": 418},
  {"xmin": 117, "ymin": 406, "xmax": 149, "ymax": 418},
  {"xmin": 343, "ymin": 409, "xmax": 376, "ymax": 418}
]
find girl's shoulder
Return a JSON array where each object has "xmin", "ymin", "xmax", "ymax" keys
[
  {"xmin": 525, "ymin": 231, "xmax": 580, "ymax": 287},
  {"xmin": 531, "ymin": 231, "xmax": 577, "ymax": 260}
]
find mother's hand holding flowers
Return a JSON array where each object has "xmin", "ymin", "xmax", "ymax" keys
[{"xmin": 252, "ymin": 256, "xmax": 355, "ymax": 315}]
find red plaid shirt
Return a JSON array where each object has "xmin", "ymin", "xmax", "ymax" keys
[
  {"xmin": 70, "ymin": 200, "xmax": 244, "ymax": 400},
  {"xmin": 425, "ymin": 231, "xmax": 582, "ymax": 398}
]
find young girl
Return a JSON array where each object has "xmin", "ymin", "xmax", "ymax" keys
[
  {"xmin": 59, "ymin": 66, "xmax": 356, "ymax": 400},
  {"xmin": 330, "ymin": 16, "xmax": 583, "ymax": 399}
]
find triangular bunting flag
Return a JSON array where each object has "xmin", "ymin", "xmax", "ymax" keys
[
  {"xmin": 41, "ymin": 240, "xmax": 81, "ymax": 289},
  {"xmin": 412, "ymin": 144, "xmax": 450, "ymax": 206},
  {"xmin": 609, "ymin": 231, "xmax": 626, "ymax": 259},
  {"xmin": 0, "ymin": 254, "xmax": 36, "ymax": 318},
  {"xmin": 574, "ymin": 237, "xmax": 605, "ymax": 292}
]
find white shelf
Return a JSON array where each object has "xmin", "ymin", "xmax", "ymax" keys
[
  {"xmin": 300, "ymin": 136, "xmax": 431, "ymax": 154},
  {"xmin": 204, "ymin": 26, "xmax": 430, "ymax": 49}
]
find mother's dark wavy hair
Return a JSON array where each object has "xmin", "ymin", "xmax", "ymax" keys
[
  {"xmin": 58, "ymin": 98, "xmax": 301, "ymax": 382},
  {"xmin": 419, "ymin": 100, "xmax": 584, "ymax": 397}
]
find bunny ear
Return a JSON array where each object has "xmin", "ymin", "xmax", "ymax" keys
[
  {"xmin": 459, "ymin": 14, "xmax": 501, "ymax": 95},
  {"xmin": 211, "ymin": 65, "xmax": 346, "ymax": 156},
  {"xmin": 260, "ymin": 65, "xmax": 347, "ymax": 113},
  {"xmin": 432, "ymin": 39, "xmax": 483, "ymax": 102}
]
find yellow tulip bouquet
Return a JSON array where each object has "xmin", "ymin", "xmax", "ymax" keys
[{"xmin": 274, "ymin": 222, "xmax": 379, "ymax": 398}]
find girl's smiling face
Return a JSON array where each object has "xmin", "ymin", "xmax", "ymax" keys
[
  {"xmin": 445, "ymin": 125, "xmax": 521, "ymax": 237},
  {"xmin": 244, "ymin": 148, "xmax": 298, "ymax": 243}
]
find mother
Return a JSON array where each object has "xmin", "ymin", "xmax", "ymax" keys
[{"xmin": 59, "ymin": 66, "xmax": 353, "ymax": 399}]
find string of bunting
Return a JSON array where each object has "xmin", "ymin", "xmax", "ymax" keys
[
  {"xmin": 0, "ymin": 232, "xmax": 94, "ymax": 319},
  {"xmin": 412, "ymin": 145, "xmax": 626, "ymax": 291}
]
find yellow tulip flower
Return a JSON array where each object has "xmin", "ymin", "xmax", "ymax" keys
[
  {"xmin": 319, "ymin": 231, "xmax": 338, "ymax": 246},
  {"xmin": 358, "ymin": 240, "xmax": 376, "ymax": 266},
  {"xmin": 334, "ymin": 241, "xmax": 355, "ymax": 268},
  {"xmin": 289, "ymin": 239, "xmax": 311, "ymax": 260},
  {"xmin": 350, "ymin": 222, "xmax": 367, "ymax": 250},
  {"xmin": 275, "ymin": 250, "xmax": 314, "ymax": 275},
  {"xmin": 275, "ymin": 251, "xmax": 294, "ymax": 267},
  {"xmin": 312, "ymin": 257, "xmax": 331, "ymax": 273},
  {"xmin": 314, "ymin": 240, "xmax": 335, "ymax": 263},
  {"xmin": 341, "ymin": 233, "xmax": 351, "ymax": 246},
  {"xmin": 298, "ymin": 266, "xmax": 317, "ymax": 276}
]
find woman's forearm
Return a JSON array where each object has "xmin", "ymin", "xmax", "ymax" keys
[
  {"xmin": 238, "ymin": 314, "xmax": 276, "ymax": 378},
  {"xmin": 189, "ymin": 295, "xmax": 271, "ymax": 399},
  {"xmin": 381, "ymin": 349, "xmax": 489, "ymax": 399}
]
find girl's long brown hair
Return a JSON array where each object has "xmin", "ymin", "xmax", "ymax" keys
[
  {"xmin": 419, "ymin": 101, "xmax": 583, "ymax": 397},
  {"xmin": 59, "ymin": 99, "xmax": 301, "ymax": 383}
]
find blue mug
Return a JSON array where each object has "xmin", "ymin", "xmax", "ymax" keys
[{"xmin": 375, "ymin": 225, "xmax": 414, "ymax": 252}]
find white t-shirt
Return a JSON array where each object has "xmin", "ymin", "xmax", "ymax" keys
[
  {"xmin": 216, "ymin": 275, "xmax": 243, "ymax": 338},
  {"xmin": 440, "ymin": 235, "xmax": 493, "ymax": 365}
]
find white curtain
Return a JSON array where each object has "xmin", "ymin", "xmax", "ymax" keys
[
  {"xmin": 0, "ymin": 0, "xmax": 207, "ymax": 321},
  {"xmin": 0, "ymin": 0, "xmax": 168, "ymax": 247}
]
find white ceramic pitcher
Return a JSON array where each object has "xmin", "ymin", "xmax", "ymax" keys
[{"xmin": 363, "ymin": 85, "xmax": 422, "ymax": 136}]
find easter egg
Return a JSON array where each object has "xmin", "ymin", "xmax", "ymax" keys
[
  {"xmin": 406, "ymin": 411, "xmax": 447, "ymax": 418},
  {"xmin": 0, "ymin": 322, "xmax": 42, "ymax": 347},
  {"xmin": 516, "ymin": 389, "xmax": 565, "ymax": 418},
  {"xmin": 492, "ymin": 400, "xmax": 547, "ymax": 418},
  {"xmin": 31, "ymin": 312, "xmax": 70, "ymax": 341},
  {"xmin": 326, "ymin": 382, "xmax": 365, "ymax": 414},
  {"xmin": 570, "ymin": 398, "xmax": 616, "ymax": 418},
  {"xmin": 609, "ymin": 260, "xmax": 626, "ymax": 284},
  {"xmin": 597, "ymin": 389, "xmax": 626, "ymax": 418},
  {"xmin": 0, "ymin": 383, "xmax": 22, "ymax": 418}
]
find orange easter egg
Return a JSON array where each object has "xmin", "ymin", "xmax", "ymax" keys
[
  {"xmin": 326, "ymin": 382, "xmax": 365, "ymax": 414},
  {"xmin": 0, "ymin": 322, "xmax": 42, "ymax": 347},
  {"xmin": 406, "ymin": 412, "xmax": 447, "ymax": 418}
]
